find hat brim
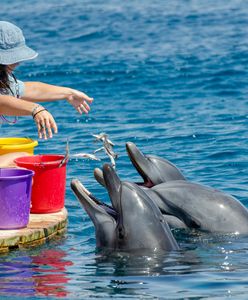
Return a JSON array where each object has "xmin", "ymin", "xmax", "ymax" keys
[{"xmin": 0, "ymin": 44, "xmax": 38, "ymax": 65}]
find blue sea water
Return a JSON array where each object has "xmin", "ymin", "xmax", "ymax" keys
[{"xmin": 1, "ymin": 0, "xmax": 248, "ymax": 298}]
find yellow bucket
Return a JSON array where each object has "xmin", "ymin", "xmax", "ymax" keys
[{"xmin": 0, "ymin": 137, "xmax": 38, "ymax": 155}]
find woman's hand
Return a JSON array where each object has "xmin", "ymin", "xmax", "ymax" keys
[
  {"xmin": 33, "ymin": 107, "xmax": 58, "ymax": 139},
  {"xmin": 66, "ymin": 89, "xmax": 93, "ymax": 114}
]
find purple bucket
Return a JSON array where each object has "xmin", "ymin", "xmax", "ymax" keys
[{"xmin": 0, "ymin": 168, "xmax": 34, "ymax": 229}]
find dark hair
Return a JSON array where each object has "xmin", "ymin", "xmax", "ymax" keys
[{"xmin": 0, "ymin": 65, "xmax": 10, "ymax": 90}]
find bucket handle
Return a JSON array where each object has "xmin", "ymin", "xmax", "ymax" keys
[{"xmin": 59, "ymin": 139, "xmax": 69, "ymax": 168}]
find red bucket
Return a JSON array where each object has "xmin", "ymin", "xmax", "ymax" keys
[{"xmin": 14, "ymin": 155, "xmax": 67, "ymax": 213}]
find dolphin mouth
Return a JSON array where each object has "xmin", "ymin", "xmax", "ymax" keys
[
  {"xmin": 126, "ymin": 142, "xmax": 154, "ymax": 188},
  {"xmin": 71, "ymin": 179, "xmax": 118, "ymax": 220}
]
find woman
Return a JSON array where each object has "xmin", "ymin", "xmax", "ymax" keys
[{"xmin": 0, "ymin": 21, "xmax": 93, "ymax": 167}]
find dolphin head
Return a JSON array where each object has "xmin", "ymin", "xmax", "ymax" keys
[
  {"xmin": 102, "ymin": 164, "xmax": 179, "ymax": 252},
  {"xmin": 126, "ymin": 142, "xmax": 186, "ymax": 187},
  {"xmin": 71, "ymin": 179, "xmax": 117, "ymax": 249}
]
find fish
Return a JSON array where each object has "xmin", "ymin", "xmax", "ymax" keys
[
  {"xmin": 93, "ymin": 133, "xmax": 118, "ymax": 168},
  {"xmin": 71, "ymin": 153, "xmax": 101, "ymax": 161}
]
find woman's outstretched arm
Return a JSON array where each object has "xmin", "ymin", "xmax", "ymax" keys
[{"xmin": 22, "ymin": 82, "xmax": 93, "ymax": 114}]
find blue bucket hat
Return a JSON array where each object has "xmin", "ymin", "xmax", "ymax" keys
[{"xmin": 0, "ymin": 21, "xmax": 38, "ymax": 65}]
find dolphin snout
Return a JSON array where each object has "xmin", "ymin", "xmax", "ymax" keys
[
  {"xmin": 126, "ymin": 142, "xmax": 146, "ymax": 160},
  {"xmin": 94, "ymin": 168, "xmax": 105, "ymax": 187},
  {"xmin": 71, "ymin": 178, "xmax": 80, "ymax": 191}
]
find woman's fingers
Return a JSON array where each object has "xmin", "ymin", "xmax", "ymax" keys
[
  {"xmin": 80, "ymin": 103, "xmax": 89, "ymax": 114},
  {"xmin": 77, "ymin": 106, "xmax": 83, "ymax": 114},
  {"xmin": 38, "ymin": 120, "xmax": 47, "ymax": 140},
  {"xmin": 76, "ymin": 103, "xmax": 89, "ymax": 114},
  {"xmin": 37, "ymin": 121, "xmax": 43, "ymax": 139},
  {"xmin": 83, "ymin": 101, "xmax": 90, "ymax": 111},
  {"xmin": 81, "ymin": 91, "xmax": 94, "ymax": 103},
  {"xmin": 45, "ymin": 118, "xmax": 52, "ymax": 138},
  {"xmin": 49, "ymin": 116, "xmax": 58, "ymax": 134},
  {"xmin": 67, "ymin": 89, "xmax": 94, "ymax": 115},
  {"xmin": 34, "ymin": 110, "xmax": 58, "ymax": 139}
]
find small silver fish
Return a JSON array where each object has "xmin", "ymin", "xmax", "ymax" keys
[
  {"xmin": 93, "ymin": 133, "xmax": 118, "ymax": 168},
  {"xmin": 93, "ymin": 133, "xmax": 115, "ymax": 146},
  {"xmin": 71, "ymin": 153, "xmax": 101, "ymax": 161}
]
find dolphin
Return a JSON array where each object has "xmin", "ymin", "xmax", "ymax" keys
[
  {"xmin": 93, "ymin": 142, "xmax": 187, "ymax": 229},
  {"xmin": 94, "ymin": 144, "xmax": 248, "ymax": 233},
  {"xmin": 71, "ymin": 178, "xmax": 117, "ymax": 249},
  {"xmin": 71, "ymin": 164, "xmax": 179, "ymax": 252},
  {"xmin": 93, "ymin": 167, "xmax": 248, "ymax": 233},
  {"xmin": 125, "ymin": 142, "xmax": 186, "ymax": 186},
  {"xmin": 124, "ymin": 143, "xmax": 248, "ymax": 233},
  {"xmin": 94, "ymin": 142, "xmax": 186, "ymax": 188},
  {"xmin": 145, "ymin": 180, "xmax": 248, "ymax": 234}
]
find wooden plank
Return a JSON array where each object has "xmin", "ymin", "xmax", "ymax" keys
[{"xmin": 0, "ymin": 207, "xmax": 68, "ymax": 253}]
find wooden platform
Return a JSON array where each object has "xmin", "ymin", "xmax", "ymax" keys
[{"xmin": 0, "ymin": 207, "xmax": 68, "ymax": 253}]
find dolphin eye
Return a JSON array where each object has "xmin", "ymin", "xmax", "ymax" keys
[
  {"xmin": 189, "ymin": 220, "xmax": 200, "ymax": 229},
  {"xmin": 118, "ymin": 227, "xmax": 125, "ymax": 239}
]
